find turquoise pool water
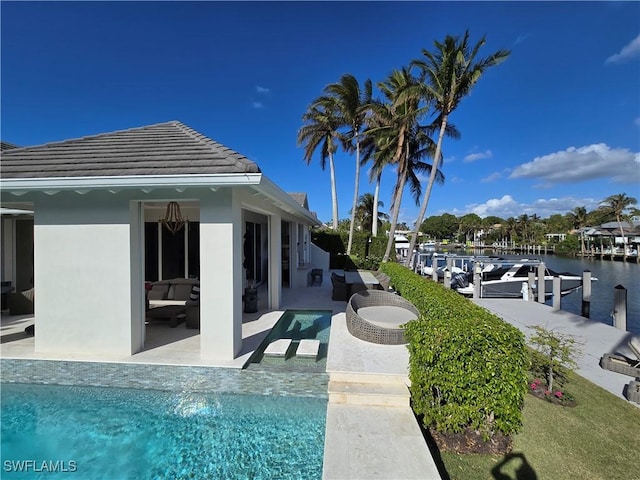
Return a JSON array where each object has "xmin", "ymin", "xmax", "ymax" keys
[
  {"xmin": 1, "ymin": 383, "xmax": 326, "ymax": 479},
  {"xmin": 249, "ymin": 310, "xmax": 332, "ymax": 371}
]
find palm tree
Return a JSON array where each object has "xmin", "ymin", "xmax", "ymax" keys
[
  {"xmin": 365, "ymin": 68, "xmax": 431, "ymax": 262},
  {"xmin": 405, "ymin": 31, "xmax": 511, "ymax": 259},
  {"xmin": 505, "ymin": 217, "xmax": 518, "ymax": 246},
  {"xmin": 354, "ymin": 193, "xmax": 388, "ymax": 234},
  {"xmin": 297, "ymin": 102, "xmax": 342, "ymax": 229},
  {"xmin": 599, "ymin": 193, "xmax": 638, "ymax": 248},
  {"xmin": 318, "ymin": 74, "xmax": 373, "ymax": 255},
  {"xmin": 569, "ymin": 206, "xmax": 588, "ymax": 255}
]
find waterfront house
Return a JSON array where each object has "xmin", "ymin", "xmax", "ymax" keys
[{"xmin": 0, "ymin": 121, "xmax": 320, "ymax": 361}]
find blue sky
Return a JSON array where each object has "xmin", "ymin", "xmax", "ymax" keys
[{"xmin": 2, "ymin": 1, "xmax": 639, "ymax": 226}]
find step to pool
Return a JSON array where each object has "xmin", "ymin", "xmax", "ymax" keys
[
  {"xmin": 297, "ymin": 339, "xmax": 320, "ymax": 358},
  {"xmin": 329, "ymin": 371, "xmax": 409, "ymax": 386},
  {"xmin": 263, "ymin": 339, "xmax": 292, "ymax": 357},
  {"xmin": 328, "ymin": 381, "xmax": 410, "ymax": 407}
]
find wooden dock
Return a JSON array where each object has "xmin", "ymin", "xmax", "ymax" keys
[{"xmin": 473, "ymin": 298, "xmax": 638, "ymax": 404}]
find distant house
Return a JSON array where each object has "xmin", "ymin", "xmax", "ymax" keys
[{"xmin": 0, "ymin": 121, "xmax": 320, "ymax": 360}]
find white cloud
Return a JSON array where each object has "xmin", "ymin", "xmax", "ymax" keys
[
  {"xmin": 252, "ymin": 101, "xmax": 264, "ymax": 109},
  {"xmin": 605, "ymin": 34, "xmax": 640, "ymax": 64},
  {"xmin": 256, "ymin": 85, "xmax": 270, "ymax": 94},
  {"xmin": 464, "ymin": 150, "xmax": 493, "ymax": 163},
  {"xmin": 457, "ymin": 195, "xmax": 601, "ymax": 219},
  {"xmin": 509, "ymin": 143, "xmax": 640, "ymax": 185},
  {"xmin": 481, "ymin": 172, "xmax": 502, "ymax": 183}
]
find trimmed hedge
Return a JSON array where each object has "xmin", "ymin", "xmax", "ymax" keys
[
  {"xmin": 312, "ymin": 231, "xmax": 389, "ymax": 269},
  {"xmin": 380, "ymin": 263, "xmax": 529, "ymax": 439}
]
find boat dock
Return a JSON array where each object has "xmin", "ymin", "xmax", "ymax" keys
[{"xmin": 473, "ymin": 298, "xmax": 638, "ymax": 404}]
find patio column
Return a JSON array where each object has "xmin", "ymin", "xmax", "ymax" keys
[
  {"xmin": 199, "ymin": 189, "xmax": 242, "ymax": 360},
  {"xmin": 269, "ymin": 213, "xmax": 282, "ymax": 309}
]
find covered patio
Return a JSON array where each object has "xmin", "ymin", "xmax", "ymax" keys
[{"xmin": 0, "ymin": 121, "xmax": 320, "ymax": 362}]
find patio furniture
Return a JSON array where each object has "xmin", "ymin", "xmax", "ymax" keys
[
  {"xmin": 8, "ymin": 288, "xmax": 34, "ymax": 315},
  {"xmin": 331, "ymin": 273, "xmax": 349, "ymax": 301},
  {"xmin": 599, "ymin": 352, "xmax": 640, "ymax": 378},
  {"xmin": 147, "ymin": 278, "xmax": 199, "ymax": 308},
  {"xmin": 346, "ymin": 289, "xmax": 419, "ymax": 345},
  {"xmin": 146, "ymin": 305, "xmax": 186, "ymax": 327},
  {"xmin": 626, "ymin": 380, "xmax": 640, "ymax": 404},
  {"xmin": 309, "ymin": 268, "xmax": 323, "ymax": 286},
  {"xmin": 629, "ymin": 335, "xmax": 640, "ymax": 367},
  {"xmin": 185, "ymin": 300, "xmax": 200, "ymax": 330}
]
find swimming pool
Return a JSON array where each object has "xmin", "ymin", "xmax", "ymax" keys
[
  {"xmin": 1, "ymin": 383, "xmax": 326, "ymax": 479},
  {"xmin": 248, "ymin": 310, "xmax": 332, "ymax": 372}
]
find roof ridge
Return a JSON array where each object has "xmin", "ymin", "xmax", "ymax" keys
[
  {"xmin": 171, "ymin": 122, "xmax": 249, "ymax": 158},
  {"xmin": 1, "ymin": 121, "xmax": 179, "ymax": 153}
]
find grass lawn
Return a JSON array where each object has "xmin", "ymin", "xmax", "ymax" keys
[{"xmin": 439, "ymin": 372, "xmax": 639, "ymax": 480}]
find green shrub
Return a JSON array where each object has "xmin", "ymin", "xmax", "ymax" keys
[
  {"xmin": 380, "ymin": 263, "xmax": 529, "ymax": 439},
  {"xmin": 312, "ymin": 230, "xmax": 388, "ymax": 269}
]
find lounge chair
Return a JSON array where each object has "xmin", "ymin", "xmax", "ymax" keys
[
  {"xmin": 629, "ymin": 336, "xmax": 640, "ymax": 368},
  {"xmin": 599, "ymin": 335, "xmax": 640, "ymax": 377}
]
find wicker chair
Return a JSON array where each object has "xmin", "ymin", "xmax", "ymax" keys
[{"xmin": 346, "ymin": 289, "xmax": 419, "ymax": 345}]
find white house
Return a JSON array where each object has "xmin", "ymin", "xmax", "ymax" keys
[{"xmin": 0, "ymin": 121, "xmax": 320, "ymax": 361}]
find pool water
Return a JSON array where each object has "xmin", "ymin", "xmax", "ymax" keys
[
  {"xmin": 249, "ymin": 310, "xmax": 332, "ymax": 371},
  {"xmin": 1, "ymin": 383, "xmax": 326, "ymax": 479}
]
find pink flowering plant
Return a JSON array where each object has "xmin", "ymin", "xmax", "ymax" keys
[{"xmin": 527, "ymin": 326, "xmax": 581, "ymax": 406}]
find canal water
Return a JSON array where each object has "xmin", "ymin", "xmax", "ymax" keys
[{"xmin": 436, "ymin": 249, "xmax": 639, "ymax": 334}]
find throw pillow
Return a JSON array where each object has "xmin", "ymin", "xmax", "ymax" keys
[{"xmin": 189, "ymin": 284, "xmax": 200, "ymax": 301}]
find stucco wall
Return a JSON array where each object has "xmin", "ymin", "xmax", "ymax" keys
[{"xmin": 33, "ymin": 192, "xmax": 134, "ymax": 355}]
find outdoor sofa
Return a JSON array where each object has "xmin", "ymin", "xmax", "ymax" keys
[{"xmin": 146, "ymin": 278, "xmax": 199, "ymax": 327}]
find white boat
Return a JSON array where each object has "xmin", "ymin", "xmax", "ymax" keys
[{"xmin": 451, "ymin": 258, "xmax": 591, "ymax": 298}]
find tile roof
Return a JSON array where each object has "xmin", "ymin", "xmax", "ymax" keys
[
  {"xmin": 289, "ymin": 192, "xmax": 309, "ymax": 209},
  {"xmin": 0, "ymin": 121, "xmax": 261, "ymax": 178}
]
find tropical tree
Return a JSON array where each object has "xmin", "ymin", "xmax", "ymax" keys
[
  {"xmin": 366, "ymin": 67, "xmax": 428, "ymax": 262},
  {"xmin": 297, "ymin": 103, "xmax": 342, "ymax": 229},
  {"xmin": 568, "ymin": 206, "xmax": 588, "ymax": 255},
  {"xmin": 599, "ymin": 193, "xmax": 638, "ymax": 248},
  {"xmin": 405, "ymin": 31, "xmax": 510, "ymax": 261},
  {"xmin": 318, "ymin": 74, "xmax": 373, "ymax": 255},
  {"xmin": 354, "ymin": 193, "xmax": 388, "ymax": 235},
  {"xmin": 419, "ymin": 213, "xmax": 458, "ymax": 240},
  {"xmin": 505, "ymin": 217, "xmax": 518, "ymax": 245},
  {"xmin": 458, "ymin": 213, "xmax": 482, "ymax": 244}
]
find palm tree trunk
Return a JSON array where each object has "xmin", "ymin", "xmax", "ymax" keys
[
  {"xmin": 405, "ymin": 115, "xmax": 448, "ymax": 266},
  {"xmin": 329, "ymin": 153, "xmax": 339, "ymax": 230},
  {"xmin": 616, "ymin": 215, "xmax": 627, "ymax": 251},
  {"xmin": 372, "ymin": 173, "xmax": 381, "ymax": 237},
  {"xmin": 383, "ymin": 173, "xmax": 407, "ymax": 262},
  {"xmin": 346, "ymin": 139, "xmax": 361, "ymax": 255}
]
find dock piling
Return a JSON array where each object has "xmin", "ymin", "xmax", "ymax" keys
[
  {"xmin": 443, "ymin": 269, "xmax": 451, "ymax": 289},
  {"xmin": 527, "ymin": 272, "xmax": 535, "ymax": 301},
  {"xmin": 552, "ymin": 277, "xmax": 561, "ymax": 310},
  {"xmin": 537, "ymin": 263, "xmax": 546, "ymax": 303},
  {"xmin": 581, "ymin": 270, "xmax": 591, "ymax": 318},
  {"xmin": 612, "ymin": 285, "xmax": 627, "ymax": 331}
]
